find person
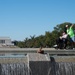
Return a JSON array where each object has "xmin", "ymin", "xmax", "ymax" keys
[
  {"xmin": 62, "ymin": 32, "xmax": 68, "ymax": 49},
  {"xmin": 37, "ymin": 46, "xmax": 44, "ymax": 54},
  {"xmin": 66, "ymin": 24, "xmax": 75, "ymax": 49},
  {"xmin": 55, "ymin": 32, "xmax": 68, "ymax": 49},
  {"xmin": 55, "ymin": 36, "xmax": 64, "ymax": 49},
  {"xmin": 64, "ymin": 25, "xmax": 68, "ymax": 34}
]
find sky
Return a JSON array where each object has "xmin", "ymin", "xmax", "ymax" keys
[{"xmin": 0, "ymin": 0, "xmax": 75, "ymax": 41}]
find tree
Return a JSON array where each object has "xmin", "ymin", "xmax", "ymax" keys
[{"xmin": 13, "ymin": 22, "xmax": 75, "ymax": 48}]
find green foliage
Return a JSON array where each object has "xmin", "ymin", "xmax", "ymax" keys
[{"xmin": 12, "ymin": 22, "xmax": 75, "ymax": 48}]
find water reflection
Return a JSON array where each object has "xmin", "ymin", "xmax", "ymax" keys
[{"xmin": 0, "ymin": 54, "xmax": 27, "ymax": 58}]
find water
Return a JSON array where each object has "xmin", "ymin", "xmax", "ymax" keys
[
  {"xmin": 0, "ymin": 54, "xmax": 26, "ymax": 58},
  {"xmin": 0, "ymin": 63, "xmax": 32, "ymax": 75},
  {"xmin": 0, "ymin": 54, "xmax": 32, "ymax": 75},
  {"xmin": 0, "ymin": 61, "xmax": 75, "ymax": 75},
  {"xmin": 0, "ymin": 53, "xmax": 75, "ymax": 75},
  {"xmin": 48, "ymin": 61, "xmax": 75, "ymax": 75}
]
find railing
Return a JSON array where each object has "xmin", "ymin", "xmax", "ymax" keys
[{"xmin": 0, "ymin": 48, "xmax": 75, "ymax": 55}]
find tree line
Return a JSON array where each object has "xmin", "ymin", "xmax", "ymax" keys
[{"xmin": 12, "ymin": 22, "xmax": 75, "ymax": 48}]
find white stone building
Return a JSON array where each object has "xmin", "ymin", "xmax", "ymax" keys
[{"xmin": 0, "ymin": 37, "xmax": 14, "ymax": 46}]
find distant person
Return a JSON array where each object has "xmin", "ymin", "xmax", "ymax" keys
[
  {"xmin": 55, "ymin": 32, "xmax": 68, "ymax": 49},
  {"xmin": 66, "ymin": 24, "xmax": 75, "ymax": 49},
  {"xmin": 37, "ymin": 46, "xmax": 44, "ymax": 54},
  {"xmin": 55, "ymin": 36, "xmax": 63, "ymax": 49},
  {"xmin": 64, "ymin": 25, "xmax": 68, "ymax": 34},
  {"xmin": 62, "ymin": 32, "xmax": 68, "ymax": 49},
  {"xmin": 61, "ymin": 25, "xmax": 69, "ymax": 49}
]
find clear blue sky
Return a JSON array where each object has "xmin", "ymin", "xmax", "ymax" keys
[{"xmin": 0, "ymin": 0, "xmax": 75, "ymax": 41}]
